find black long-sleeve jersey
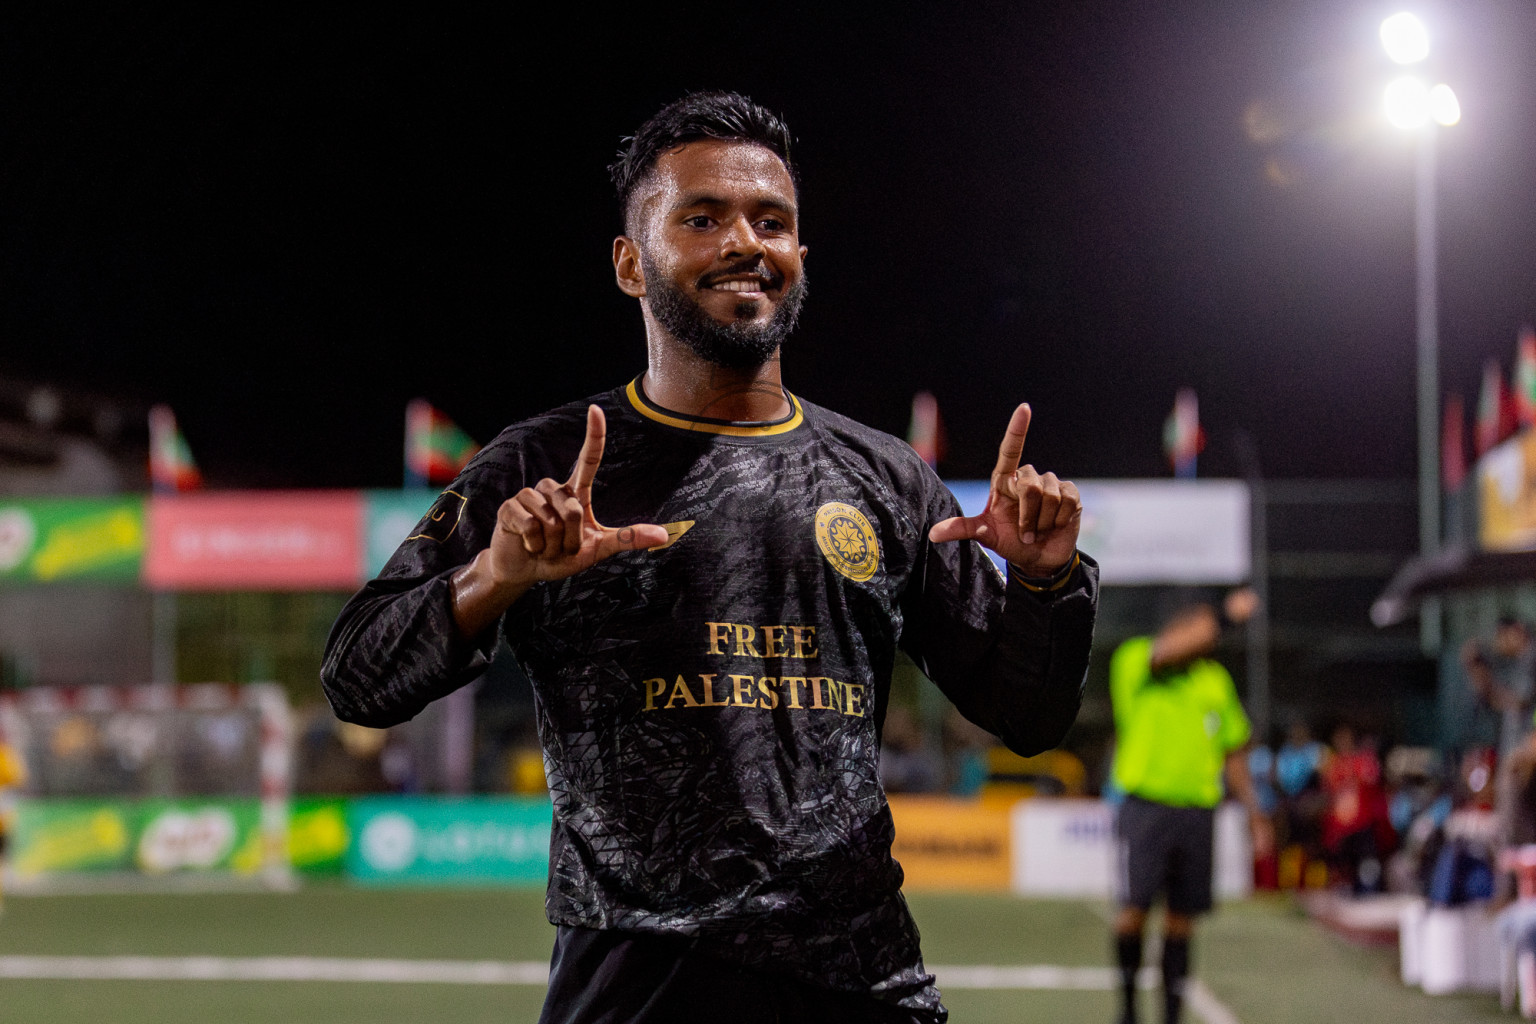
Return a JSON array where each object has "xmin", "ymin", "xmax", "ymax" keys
[{"xmin": 321, "ymin": 379, "xmax": 1098, "ymax": 1017}]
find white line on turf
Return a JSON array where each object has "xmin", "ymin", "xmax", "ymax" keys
[
  {"xmin": 1185, "ymin": 979, "xmax": 1242, "ymax": 1024},
  {"xmin": 0, "ymin": 956, "xmax": 550, "ymax": 985},
  {"xmin": 0, "ymin": 956, "xmax": 1242, "ymax": 1021}
]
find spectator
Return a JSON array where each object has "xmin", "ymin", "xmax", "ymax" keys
[
  {"xmin": 1462, "ymin": 617, "xmax": 1536, "ymax": 900},
  {"xmin": 880, "ymin": 706, "xmax": 944, "ymax": 794},
  {"xmin": 1275, "ymin": 718, "xmax": 1328, "ymax": 889},
  {"xmin": 1320, "ymin": 724, "xmax": 1394, "ymax": 894}
]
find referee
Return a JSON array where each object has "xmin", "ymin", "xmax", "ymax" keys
[{"xmin": 1108, "ymin": 589, "xmax": 1271, "ymax": 1024}]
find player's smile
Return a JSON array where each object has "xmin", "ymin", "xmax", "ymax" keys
[{"xmin": 698, "ymin": 264, "xmax": 782, "ymax": 309}]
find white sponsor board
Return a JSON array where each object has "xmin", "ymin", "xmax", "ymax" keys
[
  {"xmin": 947, "ymin": 479, "xmax": 1250, "ymax": 585},
  {"xmin": 1010, "ymin": 799, "xmax": 1252, "ymax": 900}
]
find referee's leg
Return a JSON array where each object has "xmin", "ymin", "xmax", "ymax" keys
[
  {"xmin": 1160, "ymin": 804, "xmax": 1217, "ymax": 1024},
  {"xmin": 1112, "ymin": 797, "xmax": 1167, "ymax": 1024}
]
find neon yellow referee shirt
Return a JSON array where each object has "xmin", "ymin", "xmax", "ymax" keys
[{"xmin": 1110, "ymin": 635, "xmax": 1250, "ymax": 809}]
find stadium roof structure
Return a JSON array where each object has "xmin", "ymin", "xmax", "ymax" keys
[{"xmin": 1371, "ymin": 543, "xmax": 1536, "ymax": 626}]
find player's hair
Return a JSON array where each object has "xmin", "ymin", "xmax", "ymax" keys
[{"xmin": 609, "ymin": 91, "xmax": 798, "ymax": 231}]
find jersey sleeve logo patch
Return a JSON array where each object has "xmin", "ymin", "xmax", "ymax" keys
[
  {"xmin": 408, "ymin": 489, "xmax": 467, "ymax": 543},
  {"xmin": 814, "ymin": 502, "xmax": 880, "ymax": 583}
]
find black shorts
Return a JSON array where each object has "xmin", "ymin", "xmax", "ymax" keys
[
  {"xmin": 1115, "ymin": 795, "xmax": 1216, "ymax": 916},
  {"xmin": 538, "ymin": 924, "xmax": 942, "ymax": 1024}
]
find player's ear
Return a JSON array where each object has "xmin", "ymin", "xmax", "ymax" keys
[
  {"xmin": 798, "ymin": 244, "xmax": 808, "ymax": 263},
  {"xmin": 613, "ymin": 236, "xmax": 646, "ymax": 298}
]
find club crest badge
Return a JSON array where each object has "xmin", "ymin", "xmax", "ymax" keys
[{"xmin": 814, "ymin": 502, "xmax": 880, "ymax": 583}]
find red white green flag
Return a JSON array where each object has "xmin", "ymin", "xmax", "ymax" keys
[
  {"xmin": 1162, "ymin": 387, "xmax": 1205, "ymax": 479},
  {"xmin": 405, "ymin": 399, "xmax": 479, "ymax": 488},
  {"xmin": 1475, "ymin": 359, "xmax": 1518, "ymax": 457},
  {"xmin": 1516, "ymin": 325, "xmax": 1536, "ymax": 429},
  {"xmin": 905, "ymin": 391, "xmax": 946, "ymax": 469},
  {"xmin": 148, "ymin": 404, "xmax": 203, "ymax": 492}
]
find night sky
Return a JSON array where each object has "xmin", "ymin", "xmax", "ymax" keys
[{"xmin": 3, "ymin": 3, "xmax": 1534, "ymax": 489}]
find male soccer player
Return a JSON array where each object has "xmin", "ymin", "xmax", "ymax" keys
[
  {"xmin": 1108, "ymin": 589, "xmax": 1271, "ymax": 1024},
  {"xmin": 322, "ymin": 91, "xmax": 1098, "ymax": 1024}
]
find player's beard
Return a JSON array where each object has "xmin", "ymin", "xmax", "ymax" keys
[{"xmin": 642, "ymin": 254, "xmax": 807, "ymax": 370}]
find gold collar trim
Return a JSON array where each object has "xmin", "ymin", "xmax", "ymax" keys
[{"xmin": 625, "ymin": 378, "xmax": 804, "ymax": 437}]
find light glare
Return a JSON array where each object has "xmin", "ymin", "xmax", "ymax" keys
[
  {"xmin": 1381, "ymin": 12, "xmax": 1430, "ymax": 64},
  {"xmin": 1384, "ymin": 76, "xmax": 1430, "ymax": 129},
  {"xmin": 1429, "ymin": 83, "xmax": 1461, "ymax": 126}
]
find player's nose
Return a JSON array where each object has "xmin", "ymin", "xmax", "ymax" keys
[{"xmin": 718, "ymin": 213, "xmax": 764, "ymax": 260}]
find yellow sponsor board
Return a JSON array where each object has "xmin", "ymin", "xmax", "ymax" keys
[
  {"xmin": 1480, "ymin": 430, "xmax": 1536, "ymax": 551},
  {"xmin": 888, "ymin": 795, "xmax": 1012, "ymax": 890},
  {"xmin": 32, "ymin": 506, "xmax": 144, "ymax": 580}
]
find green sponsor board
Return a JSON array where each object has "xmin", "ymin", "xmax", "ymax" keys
[
  {"xmin": 11, "ymin": 798, "xmax": 266, "ymax": 878},
  {"xmin": 288, "ymin": 797, "xmax": 349, "ymax": 875},
  {"xmin": 365, "ymin": 490, "xmax": 438, "ymax": 578},
  {"xmin": 347, "ymin": 797, "xmax": 552, "ymax": 886},
  {"xmin": 0, "ymin": 498, "xmax": 145, "ymax": 583}
]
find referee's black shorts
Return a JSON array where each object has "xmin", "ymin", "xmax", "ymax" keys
[
  {"xmin": 538, "ymin": 924, "xmax": 943, "ymax": 1024},
  {"xmin": 1114, "ymin": 794, "xmax": 1216, "ymax": 916}
]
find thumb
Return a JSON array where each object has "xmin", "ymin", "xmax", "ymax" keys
[
  {"xmin": 593, "ymin": 523, "xmax": 671, "ymax": 561},
  {"xmin": 928, "ymin": 516, "xmax": 981, "ymax": 544}
]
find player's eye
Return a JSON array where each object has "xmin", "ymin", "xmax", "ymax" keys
[
  {"xmin": 757, "ymin": 218, "xmax": 786, "ymax": 232},
  {"xmin": 682, "ymin": 215, "xmax": 713, "ymax": 229}
]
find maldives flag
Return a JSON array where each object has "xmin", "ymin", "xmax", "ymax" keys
[
  {"xmin": 1517, "ymin": 325, "xmax": 1536, "ymax": 429},
  {"xmin": 405, "ymin": 399, "xmax": 479, "ymax": 488},
  {"xmin": 148, "ymin": 404, "xmax": 204, "ymax": 492},
  {"xmin": 906, "ymin": 390, "xmax": 946, "ymax": 469},
  {"xmin": 1162, "ymin": 387, "xmax": 1205, "ymax": 479},
  {"xmin": 1441, "ymin": 393, "xmax": 1466, "ymax": 492}
]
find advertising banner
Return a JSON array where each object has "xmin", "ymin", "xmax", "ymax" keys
[
  {"xmin": 1479, "ymin": 431, "xmax": 1536, "ymax": 551},
  {"xmin": 144, "ymin": 492, "xmax": 364, "ymax": 590},
  {"xmin": 0, "ymin": 498, "xmax": 145, "ymax": 584},
  {"xmin": 10, "ymin": 798, "xmax": 266, "ymax": 881},
  {"xmin": 1009, "ymin": 798, "xmax": 1117, "ymax": 896},
  {"xmin": 346, "ymin": 796, "xmax": 552, "ymax": 886},
  {"xmin": 888, "ymin": 795, "xmax": 1012, "ymax": 890},
  {"xmin": 948, "ymin": 479, "xmax": 1250, "ymax": 585},
  {"xmin": 1010, "ymin": 799, "xmax": 1251, "ymax": 899},
  {"xmin": 364, "ymin": 490, "xmax": 439, "ymax": 578},
  {"xmin": 288, "ymin": 797, "xmax": 349, "ymax": 875}
]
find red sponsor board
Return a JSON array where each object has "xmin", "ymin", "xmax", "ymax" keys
[{"xmin": 144, "ymin": 492, "xmax": 364, "ymax": 589}]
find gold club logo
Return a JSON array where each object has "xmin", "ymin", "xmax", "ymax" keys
[{"xmin": 814, "ymin": 502, "xmax": 879, "ymax": 583}]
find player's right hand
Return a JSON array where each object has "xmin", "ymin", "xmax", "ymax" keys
[
  {"xmin": 490, "ymin": 404, "xmax": 669, "ymax": 586},
  {"xmin": 451, "ymin": 405, "xmax": 667, "ymax": 638}
]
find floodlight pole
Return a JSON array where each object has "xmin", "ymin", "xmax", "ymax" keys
[{"xmin": 1415, "ymin": 125, "xmax": 1441, "ymax": 653}]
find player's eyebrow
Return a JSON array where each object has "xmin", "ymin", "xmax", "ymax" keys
[{"xmin": 670, "ymin": 191, "xmax": 797, "ymax": 218}]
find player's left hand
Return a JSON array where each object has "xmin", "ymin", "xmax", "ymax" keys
[{"xmin": 927, "ymin": 404, "xmax": 1081, "ymax": 576}]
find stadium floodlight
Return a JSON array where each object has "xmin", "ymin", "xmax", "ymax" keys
[
  {"xmin": 1428, "ymin": 83, "xmax": 1461, "ymax": 127},
  {"xmin": 1381, "ymin": 12, "xmax": 1430, "ymax": 64},
  {"xmin": 1385, "ymin": 76, "xmax": 1432, "ymax": 130}
]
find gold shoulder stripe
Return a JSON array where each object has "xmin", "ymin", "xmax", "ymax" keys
[
  {"xmin": 407, "ymin": 489, "xmax": 467, "ymax": 543},
  {"xmin": 625, "ymin": 379, "xmax": 804, "ymax": 437},
  {"xmin": 648, "ymin": 520, "xmax": 695, "ymax": 551}
]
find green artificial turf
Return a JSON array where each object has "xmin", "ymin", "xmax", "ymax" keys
[{"xmin": 0, "ymin": 886, "xmax": 1513, "ymax": 1023}]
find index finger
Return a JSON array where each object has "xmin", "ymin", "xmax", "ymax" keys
[
  {"xmin": 568, "ymin": 404, "xmax": 606, "ymax": 499},
  {"xmin": 992, "ymin": 403, "xmax": 1032, "ymax": 479}
]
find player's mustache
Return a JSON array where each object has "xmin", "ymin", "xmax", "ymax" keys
[{"xmin": 698, "ymin": 260, "xmax": 782, "ymax": 290}]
